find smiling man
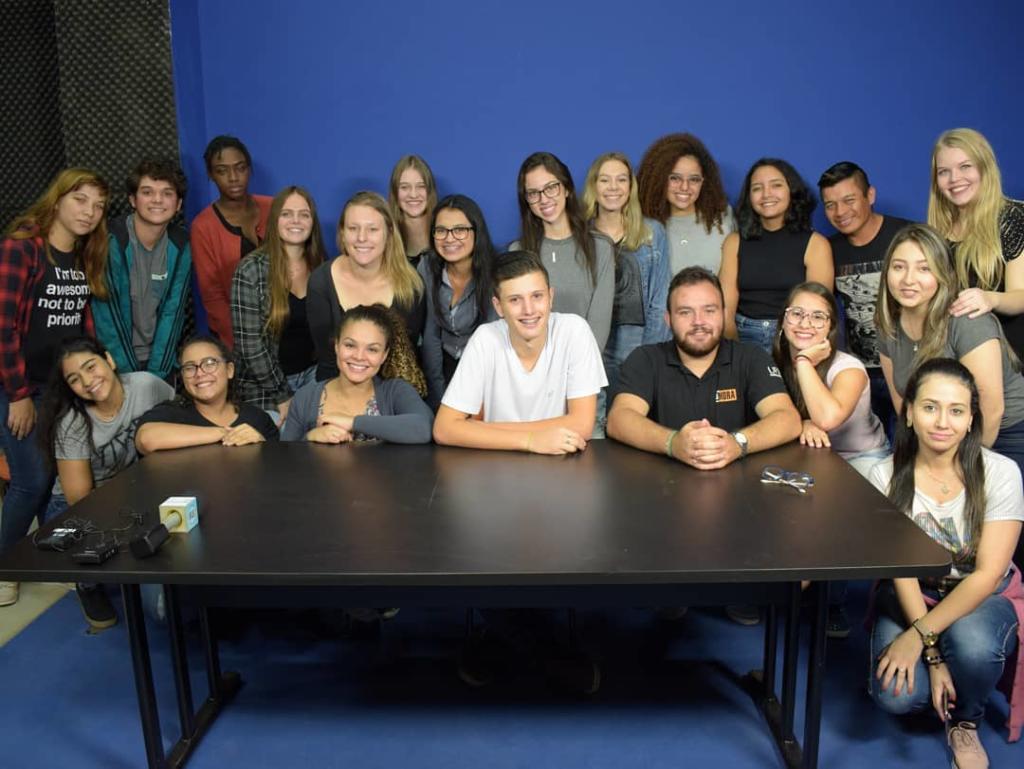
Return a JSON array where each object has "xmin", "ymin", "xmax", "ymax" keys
[
  {"xmin": 607, "ymin": 266, "xmax": 800, "ymax": 469},
  {"xmin": 92, "ymin": 159, "xmax": 192, "ymax": 381},
  {"xmin": 432, "ymin": 250, "xmax": 606, "ymax": 453},
  {"xmin": 818, "ymin": 162, "xmax": 911, "ymax": 432}
]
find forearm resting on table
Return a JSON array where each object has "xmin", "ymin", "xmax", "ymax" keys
[{"xmin": 136, "ymin": 423, "xmax": 226, "ymax": 454}]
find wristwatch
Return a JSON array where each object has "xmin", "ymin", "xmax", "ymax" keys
[
  {"xmin": 731, "ymin": 431, "xmax": 749, "ymax": 458},
  {"xmin": 912, "ymin": 618, "xmax": 939, "ymax": 648}
]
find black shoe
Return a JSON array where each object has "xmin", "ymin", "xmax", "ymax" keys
[
  {"xmin": 826, "ymin": 605, "xmax": 851, "ymax": 639},
  {"xmin": 544, "ymin": 655, "xmax": 601, "ymax": 696},
  {"xmin": 76, "ymin": 584, "xmax": 117, "ymax": 630}
]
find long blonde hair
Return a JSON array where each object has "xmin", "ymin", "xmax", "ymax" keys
[
  {"xmin": 927, "ymin": 128, "xmax": 1004, "ymax": 290},
  {"xmin": 875, "ymin": 223, "xmax": 956, "ymax": 368},
  {"xmin": 387, "ymin": 155, "xmax": 437, "ymax": 234},
  {"xmin": 581, "ymin": 151, "xmax": 651, "ymax": 252},
  {"xmin": 6, "ymin": 168, "xmax": 111, "ymax": 300},
  {"xmin": 336, "ymin": 191, "xmax": 423, "ymax": 308},
  {"xmin": 263, "ymin": 186, "xmax": 325, "ymax": 338}
]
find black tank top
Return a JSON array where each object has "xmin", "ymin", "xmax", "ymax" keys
[
  {"xmin": 737, "ymin": 229, "xmax": 813, "ymax": 319},
  {"xmin": 277, "ymin": 292, "xmax": 315, "ymax": 375}
]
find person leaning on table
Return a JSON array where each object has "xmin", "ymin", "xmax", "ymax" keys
[{"xmin": 607, "ymin": 265, "xmax": 801, "ymax": 469}]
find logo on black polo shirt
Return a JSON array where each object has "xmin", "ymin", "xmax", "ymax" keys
[
  {"xmin": 767, "ymin": 366, "xmax": 782, "ymax": 378},
  {"xmin": 715, "ymin": 388, "xmax": 737, "ymax": 403}
]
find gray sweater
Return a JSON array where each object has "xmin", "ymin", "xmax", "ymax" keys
[
  {"xmin": 281, "ymin": 377, "xmax": 433, "ymax": 443},
  {"xmin": 510, "ymin": 233, "xmax": 614, "ymax": 350}
]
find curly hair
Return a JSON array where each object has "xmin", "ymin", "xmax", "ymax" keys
[
  {"xmin": 636, "ymin": 133, "xmax": 729, "ymax": 234},
  {"xmin": 735, "ymin": 158, "xmax": 816, "ymax": 239},
  {"xmin": 333, "ymin": 304, "xmax": 427, "ymax": 397}
]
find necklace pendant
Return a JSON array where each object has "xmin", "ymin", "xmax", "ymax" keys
[{"xmin": 940, "ymin": 481, "xmax": 949, "ymax": 495}]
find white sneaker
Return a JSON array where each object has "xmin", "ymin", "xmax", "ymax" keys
[{"xmin": 0, "ymin": 581, "xmax": 19, "ymax": 607}]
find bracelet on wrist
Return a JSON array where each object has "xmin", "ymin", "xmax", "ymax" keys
[
  {"xmin": 794, "ymin": 354, "xmax": 813, "ymax": 365},
  {"xmin": 665, "ymin": 429, "xmax": 680, "ymax": 458},
  {"xmin": 923, "ymin": 646, "xmax": 944, "ymax": 666}
]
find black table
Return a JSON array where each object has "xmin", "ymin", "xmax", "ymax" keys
[{"xmin": 0, "ymin": 440, "xmax": 950, "ymax": 769}]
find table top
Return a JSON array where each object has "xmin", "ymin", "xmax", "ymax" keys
[{"xmin": 0, "ymin": 440, "xmax": 950, "ymax": 586}]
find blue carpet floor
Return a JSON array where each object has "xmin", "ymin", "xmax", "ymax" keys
[{"xmin": 0, "ymin": 583, "xmax": 1018, "ymax": 768}]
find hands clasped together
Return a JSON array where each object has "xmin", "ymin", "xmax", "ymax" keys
[{"xmin": 671, "ymin": 418, "xmax": 740, "ymax": 470}]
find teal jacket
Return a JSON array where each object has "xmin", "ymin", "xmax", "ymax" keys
[{"xmin": 92, "ymin": 216, "xmax": 192, "ymax": 379}]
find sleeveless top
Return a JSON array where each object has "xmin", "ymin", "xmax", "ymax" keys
[
  {"xmin": 962, "ymin": 199, "xmax": 1024, "ymax": 357},
  {"xmin": 736, "ymin": 228, "xmax": 813, "ymax": 319}
]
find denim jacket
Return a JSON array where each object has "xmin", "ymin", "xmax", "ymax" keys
[{"xmin": 618, "ymin": 218, "xmax": 671, "ymax": 345}]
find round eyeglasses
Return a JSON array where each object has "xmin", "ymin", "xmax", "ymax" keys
[
  {"xmin": 783, "ymin": 307, "xmax": 830, "ymax": 329},
  {"xmin": 181, "ymin": 357, "xmax": 225, "ymax": 378}
]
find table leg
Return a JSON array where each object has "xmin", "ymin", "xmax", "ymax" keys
[
  {"xmin": 802, "ymin": 581, "xmax": 829, "ymax": 769},
  {"xmin": 165, "ymin": 585, "xmax": 195, "ymax": 737},
  {"xmin": 747, "ymin": 585, "xmax": 803, "ymax": 769},
  {"xmin": 121, "ymin": 584, "xmax": 166, "ymax": 769},
  {"xmin": 762, "ymin": 603, "xmax": 778, "ymax": 697},
  {"xmin": 780, "ymin": 581, "xmax": 802, "ymax": 739},
  {"xmin": 161, "ymin": 605, "xmax": 242, "ymax": 769}
]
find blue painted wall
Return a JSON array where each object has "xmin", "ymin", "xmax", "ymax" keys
[{"xmin": 169, "ymin": 0, "xmax": 1023, "ymax": 246}]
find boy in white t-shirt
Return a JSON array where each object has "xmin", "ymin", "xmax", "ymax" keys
[
  {"xmin": 433, "ymin": 251, "xmax": 607, "ymax": 695},
  {"xmin": 434, "ymin": 251, "xmax": 607, "ymax": 453}
]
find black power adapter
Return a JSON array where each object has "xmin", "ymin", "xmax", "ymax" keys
[{"xmin": 71, "ymin": 540, "xmax": 118, "ymax": 565}]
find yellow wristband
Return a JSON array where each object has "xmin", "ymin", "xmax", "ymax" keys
[{"xmin": 665, "ymin": 429, "xmax": 679, "ymax": 458}]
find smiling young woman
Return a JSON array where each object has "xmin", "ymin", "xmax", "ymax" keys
[
  {"xmin": 306, "ymin": 191, "xmax": 425, "ymax": 382},
  {"xmin": 135, "ymin": 335, "xmax": 279, "ymax": 454},
  {"xmin": 36, "ymin": 336, "xmax": 174, "ymax": 628},
  {"xmin": 417, "ymin": 194, "xmax": 496, "ymax": 408},
  {"xmin": 582, "ymin": 151, "xmax": 671, "ymax": 393},
  {"xmin": 231, "ymin": 186, "xmax": 326, "ymax": 422},
  {"xmin": 281, "ymin": 304, "xmax": 431, "ymax": 444},
  {"xmin": 511, "ymin": 152, "xmax": 615, "ymax": 353},
  {"xmin": 636, "ymin": 133, "xmax": 735, "ymax": 276},
  {"xmin": 0, "ymin": 169, "xmax": 109, "ymax": 608},
  {"xmin": 875, "ymin": 223, "xmax": 1024, "ymax": 492},
  {"xmin": 388, "ymin": 155, "xmax": 438, "ymax": 267},
  {"xmin": 928, "ymin": 128, "xmax": 1024, "ymax": 359},
  {"xmin": 719, "ymin": 158, "xmax": 834, "ymax": 353},
  {"xmin": 867, "ymin": 359, "xmax": 1023, "ymax": 769}
]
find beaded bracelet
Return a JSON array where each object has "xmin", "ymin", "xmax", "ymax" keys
[
  {"xmin": 923, "ymin": 646, "xmax": 944, "ymax": 666},
  {"xmin": 665, "ymin": 429, "xmax": 680, "ymax": 458}
]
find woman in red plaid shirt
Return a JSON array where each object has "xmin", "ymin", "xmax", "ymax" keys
[{"xmin": 0, "ymin": 168, "xmax": 109, "ymax": 608}]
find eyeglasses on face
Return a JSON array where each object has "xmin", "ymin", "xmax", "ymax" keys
[
  {"xmin": 181, "ymin": 357, "xmax": 225, "ymax": 378},
  {"xmin": 668, "ymin": 174, "xmax": 704, "ymax": 188},
  {"xmin": 783, "ymin": 307, "xmax": 830, "ymax": 329},
  {"xmin": 432, "ymin": 225, "xmax": 475, "ymax": 241},
  {"xmin": 524, "ymin": 181, "xmax": 563, "ymax": 204}
]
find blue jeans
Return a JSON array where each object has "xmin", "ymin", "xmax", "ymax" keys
[
  {"xmin": 604, "ymin": 324, "xmax": 644, "ymax": 397},
  {"xmin": 735, "ymin": 313, "xmax": 778, "ymax": 355},
  {"xmin": 994, "ymin": 419, "xmax": 1024, "ymax": 566},
  {"xmin": 286, "ymin": 365, "xmax": 317, "ymax": 392},
  {"xmin": 0, "ymin": 390, "xmax": 55, "ymax": 552},
  {"xmin": 868, "ymin": 578, "xmax": 1018, "ymax": 722}
]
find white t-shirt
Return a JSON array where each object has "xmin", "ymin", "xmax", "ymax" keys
[
  {"xmin": 441, "ymin": 312, "xmax": 607, "ymax": 422},
  {"xmin": 868, "ymin": 450, "xmax": 1024, "ymax": 578}
]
